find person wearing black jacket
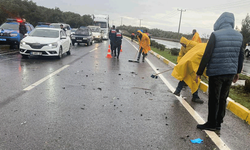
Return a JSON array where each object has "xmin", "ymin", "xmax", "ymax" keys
[
  {"xmin": 114, "ymin": 29, "xmax": 123, "ymax": 59},
  {"xmin": 109, "ymin": 25, "xmax": 116, "ymax": 56},
  {"xmin": 19, "ymin": 18, "xmax": 27, "ymax": 40}
]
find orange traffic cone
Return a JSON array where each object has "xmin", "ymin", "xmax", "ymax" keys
[
  {"xmin": 106, "ymin": 46, "xmax": 112, "ymax": 58},
  {"xmin": 120, "ymin": 45, "xmax": 123, "ymax": 52}
]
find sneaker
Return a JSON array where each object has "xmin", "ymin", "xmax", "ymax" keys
[
  {"xmin": 197, "ymin": 122, "xmax": 216, "ymax": 131},
  {"xmin": 173, "ymin": 91, "xmax": 180, "ymax": 96},
  {"xmin": 192, "ymin": 97, "xmax": 204, "ymax": 104}
]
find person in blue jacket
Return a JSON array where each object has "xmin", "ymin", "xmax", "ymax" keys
[
  {"xmin": 196, "ymin": 12, "xmax": 244, "ymax": 131},
  {"xmin": 109, "ymin": 25, "xmax": 116, "ymax": 56},
  {"xmin": 114, "ymin": 29, "xmax": 123, "ymax": 59}
]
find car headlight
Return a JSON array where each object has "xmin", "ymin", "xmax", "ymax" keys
[
  {"xmin": 48, "ymin": 42, "xmax": 58, "ymax": 48},
  {"xmin": 10, "ymin": 33, "xmax": 18, "ymax": 37},
  {"xmin": 20, "ymin": 41, "xmax": 26, "ymax": 46}
]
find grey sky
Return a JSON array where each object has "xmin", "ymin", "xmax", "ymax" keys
[{"xmin": 31, "ymin": 0, "xmax": 250, "ymax": 37}]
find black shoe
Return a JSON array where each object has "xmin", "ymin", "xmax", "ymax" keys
[
  {"xmin": 192, "ymin": 97, "xmax": 204, "ymax": 104},
  {"xmin": 197, "ymin": 122, "xmax": 216, "ymax": 131},
  {"xmin": 117, "ymin": 56, "xmax": 119, "ymax": 59},
  {"xmin": 173, "ymin": 91, "xmax": 180, "ymax": 96}
]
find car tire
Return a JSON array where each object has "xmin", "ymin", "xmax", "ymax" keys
[
  {"xmin": 87, "ymin": 41, "xmax": 90, "ymax": 46},
  {"xmin": 245, "ymin": 50, "xmax": 249, "ymax": 57},
  {"xmin": 91, "ymin": 40, "xmax": 93, "ymax": 45},
  {"xmin": 67, "ymin": 44, "xmax": 71, "ymax": 55},
  {"xmin": 57, "ymin": 47, "xmax": 63, "ymax": 59}
]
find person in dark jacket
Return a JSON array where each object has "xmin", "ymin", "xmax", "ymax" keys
[
  {"xmin": 114, "ymin": 29, "xmax": 123, "ymax": 59},
  {"xmin": 109, "ymin": 25, "xmax": 116, "ymax": 56},
  {"xmin": 19, "ymin": 18, "xmax": 27, "ymax": 40},
  {"xmin": 196, "ymin": 12, "xmax": 244, "ymax": 131}
]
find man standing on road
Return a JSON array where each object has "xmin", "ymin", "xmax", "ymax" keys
[
  {"xmin": 136, "ymin": 30, "xmax": 151, "ymax": 63},
  {"xmin": 109, "ymin": 25, "xmax": 116, "ymax": 56},
  {"xmin": 114, "ymin": 29, "xmax": 123, "ymax": 59},
  {"xmin": 19, "ymin": 18, "xmax": 27, "ymax": 40},
  {"xmin": 196, "ymin": 12, "xmax": 244, "ymax": 131},
  {"xmin": 172, "ymin": 37, "xmax": 204, "ymax": 104},
  {"xmin": 192, "ymin": 29, "xmax": 202, "ymax": 43}
]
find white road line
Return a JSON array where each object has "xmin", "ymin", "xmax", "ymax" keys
[
  {"xmin": 23, "ymin": 65, "xmax": 70, "ymax": 91},
  {"xmin": 130, "ymin": 40, "xmax": 230, "ymax": 150}
]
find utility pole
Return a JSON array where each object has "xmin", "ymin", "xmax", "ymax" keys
[
  {"xmin": 177, "ymin": 9, "xmax": 186, "ymax": 39},
  {"xmin": 121, "ymin": 17, "xmax": 122, "ymax": 26},
  {"xmin": 139, "ymin": 19, "xmax": 142, "ymax": 27}
]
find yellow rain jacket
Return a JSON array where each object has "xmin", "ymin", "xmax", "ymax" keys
[
  {"xmin": 172, "ymin": 43, "xmax": 207, "ymax": 94},
  {"xmin": 137, "ymin": 30, "xmax": 151, "ymax": 54},
  {"xmin": 192, "ymin": 32, "xmax": 202, "ymax": 43},
  {"xmin": 177, "ymin": 37, "xmax": 198, "ymax": 63}
]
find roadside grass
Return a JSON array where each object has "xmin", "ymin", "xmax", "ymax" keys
[{"xmin": 152, "ymin": 47, "xmax": 250, "ymax": 110}]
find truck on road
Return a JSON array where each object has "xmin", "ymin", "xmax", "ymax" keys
[{"xmin": 93, "ymin": 14, "xmax": 109, "ymax": 40}]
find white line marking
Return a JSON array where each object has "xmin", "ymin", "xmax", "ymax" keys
[
  {"xmin": 23, "ymin": 65, "xmax": 70, "ymax": 91},
  {"xmin": 131, "ymin": 42, "xmax": 230, "ymax": 150}
]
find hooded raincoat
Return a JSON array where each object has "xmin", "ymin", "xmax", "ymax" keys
[
  {"xmin": 172, "ymin": 43, "xmax": 207, "ymax": 94},
  {"xmin": 177, "ymin": 37, "xmax": 198, "ymax": 63},
  {"xmin": 192, "ymin": 32, "xmax": 202, "ymax": 43},
  {"xmin": 137, "ymin": 30, "xmax": 151, "ymax": 54}
]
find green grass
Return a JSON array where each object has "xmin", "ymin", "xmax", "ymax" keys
[{"xmin": 151, "ymin": 47, "xmax": 250, "ymax": 110}]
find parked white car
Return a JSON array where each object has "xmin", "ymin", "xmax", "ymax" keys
[
  {"xmin": 88, "ymin": 26, "xmax": 103, "ymax": 42},
  {"xmin": 19, "ymin": 28, "xmax": 71, "ymax": 59}
]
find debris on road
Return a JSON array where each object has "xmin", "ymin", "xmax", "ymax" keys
[{"xmin": 97, "ymin": 88, "xmax": 102, "ymax": 91}]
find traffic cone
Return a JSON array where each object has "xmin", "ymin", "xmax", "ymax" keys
[
  {"xmin": 120, "ymin": 45, "xmax": 123, "ymax": 52},
  {"xmin": 106, "ymin": 46, "xmax": 112, "ymax": 58}
]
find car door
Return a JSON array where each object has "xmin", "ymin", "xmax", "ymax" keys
[{"xmin": 60, "ymin": 30, "xmax": 67, "ymax": 53}]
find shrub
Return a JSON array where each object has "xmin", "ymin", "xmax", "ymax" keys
[{"xmin": 170, "ymin": 48, "xmax": 179, "ymax": 56}]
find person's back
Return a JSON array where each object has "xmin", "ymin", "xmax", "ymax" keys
[{"xmin": 207, "ymin": 12, "xmax": 242, "ymax": 76}]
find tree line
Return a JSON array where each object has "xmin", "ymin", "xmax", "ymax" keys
[
  {"xmin": 0, "ymin": 0, "xmax": 93, "ymax": 28},
  {"xmin": 1, "ymin": 0, "xmax": 250, "ymax": 47}
]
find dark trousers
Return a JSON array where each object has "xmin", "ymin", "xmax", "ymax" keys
[
  {"xmin": 114, "ymin": 44, "xmax": 121, "ymax": 57},
  {"xmin": 110, "ymin": 42, "xmax": 116, "ymax": 56},
  {"xmin": 207, "ymin": 74, "xmax": 234, "ymax": 126},
  {"xmin": 137, "ymin": 47, "xmax": 147, "ymax": 61},
  {"xmin": 175, "ymin": 81, "xmax": 199, "ymax": 98}
]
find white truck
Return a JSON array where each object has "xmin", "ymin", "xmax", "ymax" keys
[{"xmin": 93, "ymin": 14, "xmax": 109, "ymax": 40}]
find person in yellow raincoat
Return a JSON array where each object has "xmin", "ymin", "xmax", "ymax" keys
[
  {"xmin": 192, "ymin": 29, "xmax": 202, "ymax": 43},
  {"xmin": 173, "ymin": 37, "xmax": 204, "ymax": 103},
  {"xmin": 136, "ymin": 30, "xmax": 151, "ymax": 62},
  {"xmin": 177, "ymin": 37, "xmax": 198, "ymax": 63}
]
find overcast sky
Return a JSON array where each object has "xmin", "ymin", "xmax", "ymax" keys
[{"xmin": 31, "ymin": 0, "xmax": 250, "ymax": 38}]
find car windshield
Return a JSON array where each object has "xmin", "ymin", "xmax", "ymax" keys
[
  {"xmin": 94, "ymin": 22, "xmax": 107, "ymax": 28},
  {"xmin": 90, "ymin": 27, "xmax": 100, "ymax": 32},
  {"xmin": 49, "ymin": 24, "xmax": 61, "ymax": 28},
  {"xmin": 29, "ymin": 29, "xmax": 59, "ymax": 38},
  {"xmin": 0, "ymin": 23, "xmax": 18, "ymax": 30},
  {"xmin": 75, "ymin": 29, "xmax": 89, "ymax": 35}
]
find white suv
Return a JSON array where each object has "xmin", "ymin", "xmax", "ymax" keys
[{"xmin": 245, "ymin": 43, "xmax": 250, "ymax": 57}]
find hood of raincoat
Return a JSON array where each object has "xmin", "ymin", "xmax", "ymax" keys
[
  {"xmin": 213, "ymin": 12, "xmax": 235, "ymax": 31},
  {"xmin": 137, "ymin": 30, "xmax": 143, "ymax": 34},
  {"xmin": 180, "ymin": 37, "xmax": 188, "ymax": 45},
  {"xmin": 172, "ymin": 43, "xmax": 208, "ymax": 94}
]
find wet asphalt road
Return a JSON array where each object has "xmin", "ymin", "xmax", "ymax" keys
[{"xmin": 0, "ymin": 39, "xmax": 249, "ymax": 150}]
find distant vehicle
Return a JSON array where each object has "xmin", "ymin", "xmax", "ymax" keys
[
  {"xmin": 19, "ymin": 28, "xmax": 71, "ymax": 59},
  {"xmin": 0, "ymin": 18, "xmax": 34, "ymax": 49},
  {"xmin": 93, "ymin": 14, "xmax": 109, "ymax": 40},
  {"xmin": 245, "ymin": 42, "xmax": 250, "ymax": 57},
  {"xmin": 88, "ymin": 25, "xmax": 103, "ymax": 42},
  {"xmin": 35, "ymin": 22, "xmax": 51, "ymax": 28},
  {"xmin": 49, "ymin": 23, "xmax": 71, "ymax": 36},
  {"xmin": 71, "ymin": 28, "xmax": 78, "ymax": 35},
  {"xmin": 71, "ymin": 27, "xmax": 93, "ymax": 46}
]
